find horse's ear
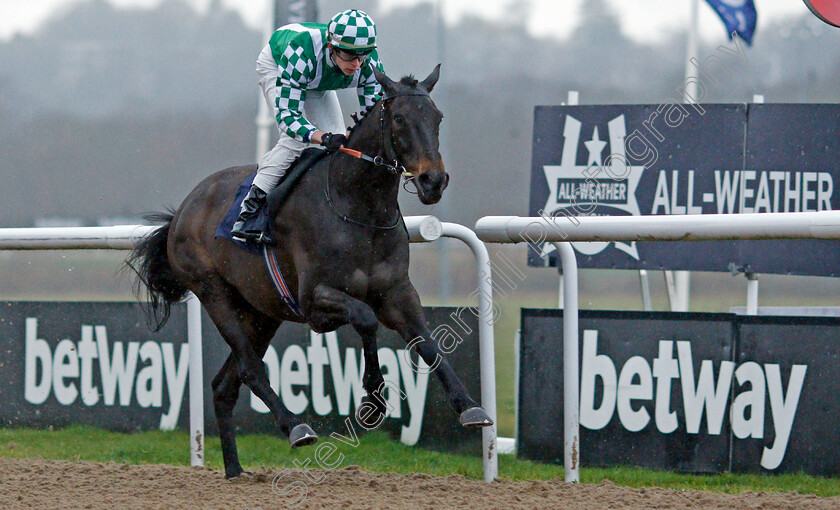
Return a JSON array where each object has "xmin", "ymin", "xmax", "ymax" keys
[
  {"xmin": 420, "ymin": 64, "xmax": 441, "ymax": 93},
  {"xmin": 373, "ymin": 67, "xmax": 397, "ymax": 96}
]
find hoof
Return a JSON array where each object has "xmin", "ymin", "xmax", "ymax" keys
[
  {"xmin": 459, "ymin": 407, "xmax": 494, "ymax": 428},
  {"xmin": 289, "ymin": 423, "xmax": 318, "ymax": 449},
  {"xmin": 225, "ymin": 467, "xmax": 251, "ymax": 479},
  {"xmin": 355, "ymin": 395, "xmax": 387, "ymax": 429}
]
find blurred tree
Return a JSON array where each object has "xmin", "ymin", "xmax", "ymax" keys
[{"xmin": 0, "ymin": 0, "xmax": 838, "ymax": 228}]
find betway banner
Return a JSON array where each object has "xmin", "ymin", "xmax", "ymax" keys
[
  {"xmin": 0, "ymin": 302, "xmax": 481, "ymax": 455},
  {"xmin": 518, "ymin": 309, "xmax": 840, "ymax": 475},
  {"xmin": 1, "ymin": 302, "xmax": 191, "ymax": 431},
  {"xmin": 529, "ymin": 104, "xmax": 840, "ymax": 276}
]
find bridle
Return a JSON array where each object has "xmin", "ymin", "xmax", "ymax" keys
[
  {"xmin": 339, "ymin": 92, "xmax": 431, "ymax": 178},
  {"xmin": 325, "ymin": 91, "xmax": 433, "ymax": 229}
]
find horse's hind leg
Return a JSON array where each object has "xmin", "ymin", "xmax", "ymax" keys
[
  {"xmin": 211, "ymin": 314, "xmax": 277, "ymax": 478},
  {"xmin": 211, "ymin": 354, "xmax": 246, "ymax": 478},
  {"xmin": 197, "ymin": 278, "xmax": 316, "ymax": 474},
  {"xmin": 306, "ymin": 284, "xmax": 389, "ymax": 427}
]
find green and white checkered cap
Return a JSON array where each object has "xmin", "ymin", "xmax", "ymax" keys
[{"xmin": 327, "ymin": 9, "xmax": 377, "ymax": 51}]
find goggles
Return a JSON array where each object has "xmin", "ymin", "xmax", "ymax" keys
[{"xmin": 332, "ymin": 47, "xmax": 373, "ymax": 63}]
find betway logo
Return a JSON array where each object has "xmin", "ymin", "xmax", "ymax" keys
[
  {"xmin": 24, "ymin": 318, "xmax": 189, "ymax": 429},
  {"xmin": 581, "ymin": 330, "xmax": 807, "ymax": 470},
  {"xmin": 250, "ymin": 331, "xmax": 430, "ymax": 446}
]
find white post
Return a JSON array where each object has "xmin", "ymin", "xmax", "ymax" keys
[
  {"xmin": 675, "ymin": 270, "xmax": 691, "ymax": 311},
  {"xmin": 405, "ymin": 218, "xmax": 499, "ymax": 479},
  {"xmin": 256, "ymin": 0, "xmax": 277, "ymax": 162},
  {"xmin": 187, "ymin": 292, "xmax": 205, "ymax": 467},
  {"xmin": 513, "ymin": 329, "xmax": 521, "ymax": 453},
  {"xmin": 440, "ymin": 222, "xmax": 498, "ymax": 483},
  {"xmin": 435, "ymin": 0, "xmax": 452, "ymax": 304},
  {"xmin": 745, "ymin": 95, "xmax": 764, "ymax": 317},
  {"xmin": 673, "ymin": 0, "xmax": 700, "ymax": 313},
  {"xmin": 664, "ymin": 270, "xmax": 678, "ymax": 309},
  {"xmin": 553, "ymin": 242, "xmax": 579, "ymax": 483},
  {"xmin": 685, "ymin": 0, "xmax": 699, "ymax": 101},
  {"xmin": 639, "ymin": 269, "xmax": 652, "ymax": 311},
  {"xmin": 746, "ymin": 273, "xmax": 759, "ymax": 315},
  {"xmin": 557, "ymin": 90, "xmax": 578, "ymax": 308},
  {"xmin": 558, "ymin": 267, "xmax": 564, "ymax": 309},
  {"xmin": 664, "ymin": 270, "xmax": 689, "ymax": 311}
]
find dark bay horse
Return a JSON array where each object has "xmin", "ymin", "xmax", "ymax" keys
[{"xmin": 128, "ymin": 65, "xmax": 492, "ymax": 478}]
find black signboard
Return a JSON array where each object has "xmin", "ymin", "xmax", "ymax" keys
[
  {"xmin": 0, "ymin": 302, "xmax": 482, "ymax": 455},
  {"xmin": 731, "ymin": 316, "xmax": 840, "ymax": 474},
  {"xmin": 519, "ymin": 309, "xmax": 734, "ymax": 473},
  {"xmin": 0, "ymin": 302, "xmax": 191, "ymax": 431},
  {"xmin": 528, "ymin": 104, "xmax": 840, "ymax": 276},
  {"xmin": 518, "ymin": 309, "xmax": 840, "ymax": 475}
]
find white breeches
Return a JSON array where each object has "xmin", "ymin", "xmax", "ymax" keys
[{"xmin": 253, "ymin": 44, "xmax": 345, "ymax": 193}]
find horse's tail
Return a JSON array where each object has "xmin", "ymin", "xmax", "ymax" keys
[{"xmin": 126, "ymin": 211, "xmax": 189, "ymax": 331}]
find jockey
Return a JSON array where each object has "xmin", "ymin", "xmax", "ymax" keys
[{"xmin": 232, "ymin": 9, "xmax": 384, "ymax": 242}]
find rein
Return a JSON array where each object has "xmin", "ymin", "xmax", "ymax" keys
[
  {"xmin": 323, "ymin": 92, "xmax": 429, "ymax": 229},
  {"xmin": 323, "ymin": 159, "xmax": 402, "ymax": 230},
  {"xmin": 338, "ymin": 147, "xmax": 411, "ymax": 177}
]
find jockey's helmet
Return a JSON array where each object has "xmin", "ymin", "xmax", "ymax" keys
[{"xmin": 327, "ymin": 9, "xmax": 377, "ymax": 52}]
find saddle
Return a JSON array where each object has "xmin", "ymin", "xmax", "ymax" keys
[{"xmin": 215, "ymin": 148, "xmax": 329, "ymax": 254}]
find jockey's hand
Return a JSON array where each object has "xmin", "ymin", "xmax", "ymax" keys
[{"xmin": 320, "ymin": 132, "xmax": 348, "ymax": 153}]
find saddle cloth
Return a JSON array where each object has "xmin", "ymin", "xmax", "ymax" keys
[
  {"xmin": 214, "ymin": 148, "xmax": 329, "ymax": 253},
  {"xmin": 213, "ymin": 148, "xmax": 328, "ymax": 316}
]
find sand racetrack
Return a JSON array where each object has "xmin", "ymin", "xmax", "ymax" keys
[{"xmin": 0, "ymin": 458, "xmax": 838, "ymax": 509}]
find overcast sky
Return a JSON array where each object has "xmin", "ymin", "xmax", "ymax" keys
[{"xmin": 0, "ymin": 0, "xmax": 816, "ymax": 43}]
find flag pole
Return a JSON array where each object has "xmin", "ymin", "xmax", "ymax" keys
[
  {"xmin": 255, "ymin": 0, "xmax": 277, "ymax": 163},
  {"xmin": 669, "ymin": 0, "xmax": 700, "ymax": 312},
  {"xmin": 684, "ymin": 0, "xmax": 700, "ymax": 102}
]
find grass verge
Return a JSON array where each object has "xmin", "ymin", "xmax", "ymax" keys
[{"xmin": 1, "ymin": 425, "xmax": 838, "ymax": 497}]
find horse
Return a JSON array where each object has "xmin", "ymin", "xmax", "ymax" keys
[{"xmin": 127, "ymin": 64, "xmax": 493, "ymax": 479}]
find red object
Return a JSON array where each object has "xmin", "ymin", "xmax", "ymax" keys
[
  {"xmin": 803, "ymin": 0, "xmax": 840, "ymax": 27},
  {"xmin": 339, "ymin": 147, "xmax": 363, "ymax": 159}
]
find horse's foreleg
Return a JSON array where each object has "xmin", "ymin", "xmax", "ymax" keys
[
  {"xmin": 306, "ymin": 284, "xmax": 388, "ymax": 428},
  {"xmin": 376, "ymin": 283, "xmax": 493, "ymax": 427}
]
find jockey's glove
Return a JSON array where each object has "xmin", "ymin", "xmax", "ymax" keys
[{"xmin": 320, "ymin": 133, "xmax": 348, "ymax": 153}]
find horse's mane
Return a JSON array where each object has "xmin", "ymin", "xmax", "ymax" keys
[
  {"xmin": 347, "ymin": 105, "xmax": 374, "ymax": 139},
  {"xmin": 399, "ymin": 75, "xmax": 419, "ymax": 87},
  {"xmin": 346, "ymin": 75, "xmax": 422, "ymax": 139}
]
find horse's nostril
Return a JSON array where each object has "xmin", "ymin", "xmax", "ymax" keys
[{"xmin": 418, "ymin": 173, "xmax": 433, "ymax": 187}]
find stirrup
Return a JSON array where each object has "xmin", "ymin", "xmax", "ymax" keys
[{"xmin": 232, "ymin": 229, "xmax": 273, "ymax": 245}]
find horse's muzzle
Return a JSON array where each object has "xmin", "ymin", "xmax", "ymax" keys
[{"xmin": 415, "ymin": 171, "xmax": 450, "ymax": 204}]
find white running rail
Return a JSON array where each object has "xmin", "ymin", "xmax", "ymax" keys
[{"xmin": 475, "ymin": 210, "xmax": 840, "ymax": 483}]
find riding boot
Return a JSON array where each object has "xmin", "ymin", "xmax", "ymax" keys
[{"xmin": 231, "ymin": 184, "xmax": 271, "ymax": 243}]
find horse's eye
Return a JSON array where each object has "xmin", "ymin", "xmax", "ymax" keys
[{"xmin": 394, "ymin": 114, "xmax": 405, "ymax": 125}]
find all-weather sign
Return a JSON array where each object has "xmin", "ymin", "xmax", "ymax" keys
[{"xmin": 529, "ymin": 103, "xmax": 840, "ymax": 276}]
